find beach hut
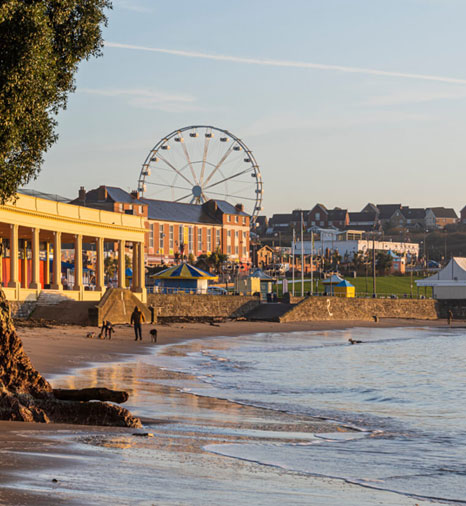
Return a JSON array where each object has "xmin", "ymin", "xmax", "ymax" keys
[
  {"xmin": 322, "ymin": 274, "xmax": 344, "ymax": 295},
  {"xmin": 151, "ymin": 262, "xmax": 218, "ymax": 294},
  {"xmin": 248, "ymin": 268, "xmax": 275, "ymax": 300},
  {"xmin": 334, "ymin": 279, "xmax": 355, "ymax": 298}
]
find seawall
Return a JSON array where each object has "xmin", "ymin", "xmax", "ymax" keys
[
  {"xmin": 148, "ymin": 293, "xmax": 260, "ymax": 320},
  {"xmin": 279, "ymin": 296, "xmax": 438, "ymax": 322}
]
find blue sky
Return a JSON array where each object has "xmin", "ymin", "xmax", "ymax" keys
[{"xmin": 32, "ymin": 0, "xmax": 466, "ymax": 216}]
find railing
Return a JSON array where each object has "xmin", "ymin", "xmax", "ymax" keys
[{"xmin": 146, "ymin": 285, "xmax": 230, "ymax": 295}]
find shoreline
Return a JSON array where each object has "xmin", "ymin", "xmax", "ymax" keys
[{"xmin": 0, "ymin": 318, "xmax": 458, "ymax": 504}]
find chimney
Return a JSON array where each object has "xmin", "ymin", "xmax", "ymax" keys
[
  {"xmin": 97, "ymin": 185, "xmax": 107, "ymax": 201},
  {"xmin": 235, "ymin": 203, "xmax": 244, "ymax": 213},
  {"xmin": 78, "ymin": 186, "xmax": 86, "ymax": 204},
  {"xmin": 130, "ymin": 190, "xmax": 139, "ymax": 200}
]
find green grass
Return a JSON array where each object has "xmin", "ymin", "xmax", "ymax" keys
[{"xmin": 282, "ymin": 275, "xmax": 432, "ymax": 298}]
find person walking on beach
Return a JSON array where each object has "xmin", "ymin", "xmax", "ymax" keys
[
  {"xmin": 448, "ymin": 309, "xmax": 453, "ymax": 326},
  {"xmin": 148, "ymin": 304, "xmax": 155, "ymax": 324},
  {"xmin": 131, "ymin": 306, "xmax": 145, "ymax": 341}
]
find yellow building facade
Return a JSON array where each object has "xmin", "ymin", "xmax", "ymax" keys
[{"xmin": 0, "ymin": 193, "xmax": 147, "ymax": 302}]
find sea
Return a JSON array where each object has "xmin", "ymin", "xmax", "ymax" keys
[{"xmin": 5, "ymin": 325, "xmax": 466, "ymax": 505}]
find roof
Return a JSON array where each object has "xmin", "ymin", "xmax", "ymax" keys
[
  {"xmin": 428, "ymin": 207, "xmax": 458, "ymax": 219},
  {"xmin": 19, "ymin": 189, "xmax": 71, "ymax": 203},
  {"xmin": 376, "ymin": 204, "xmax": 402, "ymax": 220},
  {"xmin": 336, "ymin": 280, "xmax": 354, "ymax": 287},
  {"xmin": 349, "ymin": 211, "xmax": 377, "ymax": 222},
  {"xmin": 152, "ymin": 263, "xmax": 218, "ymax": 280},
  {"xmin": 141, "ymin": 198, "xmax": 219, "ymax": 224},
  {"xmin": 328, "ymin": 208, "xmax": 348, "ymax": 221},
  {"xmin": 400, "ymin": 207, "xmax": 426, "ymax": 220},
  {"xmin": 322, "ymin": 274, "xmax": 344, "ymax": 284},
  {"xmin": 416, "ymin": 257, "xmax": 466, "ymax": 286},
  {"xmin": 269, "ymin": 213, "xmax": 292, "ymax": 225},
  {"xmin": 310, "ymin": 203, "xmax": 328, "ymax": 213},
  {"xmin": 249, "ymin": 268, "xmax": 275, "ymax": 280}
]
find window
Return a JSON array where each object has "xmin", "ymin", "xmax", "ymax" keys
[
  {"xmin": 169, "ymin": 225, "xmax": 174, "ymax": 249},
  {"xmin": 235, "ymin": 245, "xmax": 239, "ymax": 255},
  {"xmin": 188, "ymin": 227, "xmax": 193, "ymax": 252},
  {"xmin": 216, "ymin": 229, "xmax": 221, "ymax": 247},
  {"xmin": 179, "ymin": 226, "xmax": 184, "ymax": 249},
  {"xmin": 118, "ymin": 203, "xmax": 123, "ymax": 212},
  {"xmin": 159, "ymin": 227, "xmax": 165, "ymax": 250},
  {"xmin": 198, "ymin": 228, "xmax": 202, "ymax": 251},
  {"xmin": 227, "ymin": 215, "xmax": 231, "ymax": 222},
  {"xmin": 235, "ymin": 216, "xmax": 238, "ymax": 223},
  {"xmin": 235, "ymin": 230, "xmax": 239, "ymax": 240},
  {"xmin": 227, "ymin": 245, "xmax": 231, "ymax": 254},
  {"xmin": 207, "ymin": 229, "xmax": 212, "ymax": 251},
  {"xmin": 149, "ymin": 223, "xmax": 154, "ymax": 249},
  {"xmin": 315, "ymin": 212, "xmax": 320, "ymax": 220}
]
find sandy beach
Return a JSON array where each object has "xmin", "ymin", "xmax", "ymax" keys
[{"xmin": 0, "ymin": 318, "xmax": 457, "ymax": 505}]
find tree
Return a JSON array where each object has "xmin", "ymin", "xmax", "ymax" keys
[
  {"xmin": 0, "ymin": 2, "xmax": 139, "ymax": 427},
  {"xmin": 0, "ymin": 0, "xmax": 111, "ymax": 202}
]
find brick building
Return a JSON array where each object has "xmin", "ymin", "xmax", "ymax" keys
[
  {"xmin": 425, "ymin": 207, "xmax": 458, "ymax": 229},
  {"xmin": 72, "ymin": 186, "xmax": 250, "ymax": 266}
]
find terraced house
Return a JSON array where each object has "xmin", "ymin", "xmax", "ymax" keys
[{"xmin": 73, "ymin": 186, "xmax": 250, "ymax": 266}]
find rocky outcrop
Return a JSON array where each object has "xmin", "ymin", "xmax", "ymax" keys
[{"xmin": 0, "ymin": 290, "xmax": 141, "ymax": 427}]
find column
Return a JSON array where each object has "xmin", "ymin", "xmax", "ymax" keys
[
  {"xmin": 8, "ymin": 225, "xmax": 19, "ymax": 289},
  {"xmin": 51, "ymin": 231, "xmax": 62, "ymax": 290},
  {"xmin": 132, "ymin": 243, "xmax": 139, "ymax": 292},
  {"xmin": 0, "ymin": 238, "xmax": 3, "ymax": 286},
  {"xmin": 74, "ymin": 234, "xmax": 83, "ymax": 291},
  {"xmin": 21, "ymin": 240, "xmax": 28, "ymax": 288},
  {"xmin": 44, "ymin": 242, "xmax": 50, "ymax": 286},
  {"xmin": 96, "ymin": 237, "xmax": 104, "ymax": 291},
  {"xmin": 137, "ymin": 242, "xmax": 145, "ymax": 292},
  {"xmin": 30, "ymin": 228, "xmax": 41, "ymax": 289},
  {"xmin": 118, "ymin": 239, "xmax": 126, "ymax": 288}
]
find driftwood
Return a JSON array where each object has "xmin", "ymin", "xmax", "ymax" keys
[{"xmin": 53, "ymin": 388, "xmax": 129, "ymax": 404}]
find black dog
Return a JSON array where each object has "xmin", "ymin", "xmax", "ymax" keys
[{"xmin": 150, "ymin": 328, "xmax": 158, "ymax": 343}]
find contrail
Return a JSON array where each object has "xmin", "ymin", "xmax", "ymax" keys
[{"xmin": 105, "ymin": 41, "xmax": 466, "ymax": 86}]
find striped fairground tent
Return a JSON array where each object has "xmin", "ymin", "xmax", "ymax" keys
[{"xmin": 152, "ymin": 263, "xmax": 218, "ymax": 281}]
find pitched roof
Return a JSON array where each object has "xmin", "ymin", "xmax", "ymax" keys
[
  {"xmin": 428, "ymin": 207, "xmax": 458, "ymax": 219},
  {"xmin": 328, "ymin": 208, "xmax": 348, "ymax": 221},
  {"xmin": 349, "ymin": 211, "xmax": 377, "ymax": 222},
  {"xmin": 400, "ymin": 207, "xmax": 426, "ymax": 220},
  {"xmin": 141, "ymin": 198, "xmax": 219, "ymax": 224},
  {"xmin": 269, "ymin": 213, "xmax": 292, "ymax": 225},
  {"xmin": 376, "ymin": 204, "xmax": 402, "ymax": 220},
  {"xmin": 19, "ymin": 188, "xmax": 71, "ymax": 203}
]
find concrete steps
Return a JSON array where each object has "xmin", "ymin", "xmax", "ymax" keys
[
  {"xmin": 246, "ymin": 303, "xmax": 295, "ymax": 322},
  {"xmin": 36, "ymin": 291, "xmax": 76, "ymax": 306}
]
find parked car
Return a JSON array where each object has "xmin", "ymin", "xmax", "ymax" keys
[{"xmin": 207, "ymin": 286, "xmax": 228, "ymax": 295}]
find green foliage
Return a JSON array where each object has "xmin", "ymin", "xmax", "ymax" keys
[
  {"xmin": 0, "ymin": 0, "xmax": 111, "ymax": 202},
  {"xmin": 206, "ymin": 249, "xmax": 228, "ymax": 272}
]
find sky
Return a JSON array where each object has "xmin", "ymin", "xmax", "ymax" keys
[{"xmin": 29, "ymin": 0, "xmax": 466, "ymax": 217}]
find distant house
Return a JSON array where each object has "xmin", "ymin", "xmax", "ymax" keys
[
  {"xmin": 348, "ymin": 211, "xmax": 378, "ymax": 231},
  {"xmin": 390, "ymin": 207, "xmax": 426, "ymax": 229},
  {"xmin": 267, "ymin": 213, "xmax": 292, "ymax": 234},
  {"xmin": 361, "ymin": 203, "xmax": 402, "ymax": 226},
  {"xmin": 461, "ymin": 206, "xmax": 466, "ymax": 224},
  {"xmin": 327, "ymin": 208, "xmax": 349, "ymax": 229},
  {"xmin": 256, "ymin": 245, "xmax": 274, "ymax": 268},
  {"xmin": 425, "ymin": 207, "xmax": 458, "ymax": 229},
  {"xmin": 308, "ymin": 204, "xmax": 328, "ymax": 228}
]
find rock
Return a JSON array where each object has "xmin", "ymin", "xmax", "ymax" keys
[{"xmin": 0, "ymin": 290, "xmax": 141, "ymax": 428}]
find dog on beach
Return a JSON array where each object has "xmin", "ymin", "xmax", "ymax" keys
[
  {"xmin": 348, "ymin": 338, "xmax": 363, "ymax": 345},
  {"xmin": 150, "ymin": 328, "xmax": 158, "ymax": 343},
  {"xmin": 86, "ymin": 332, "xmax": 96, "ymax": 339}
]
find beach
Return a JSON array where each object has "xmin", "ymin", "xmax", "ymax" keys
[{"xmin": 0, "ymin": 318, "xmax": 460, "ymax": 505}]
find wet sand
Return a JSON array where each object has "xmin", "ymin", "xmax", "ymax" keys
[{"xmin": 0, "ymin": 318, "xmax": 456, "ymax": 504}]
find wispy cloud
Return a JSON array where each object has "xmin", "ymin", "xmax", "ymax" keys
[
  {"xmin": 105, "ymin": 41, "xmax": 466, "ymax": 86},
  {"xmin": 79, "ymin": 88, "xmax": 201, "ymax": 112},
  {"xmin": 362, "ymin": 88, "xmax": 466, "ymax": 107}
]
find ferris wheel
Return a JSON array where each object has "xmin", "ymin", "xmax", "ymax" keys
[{"xmin": 137, "ymin": 125, "xmax": 263, "ymax": 225}]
